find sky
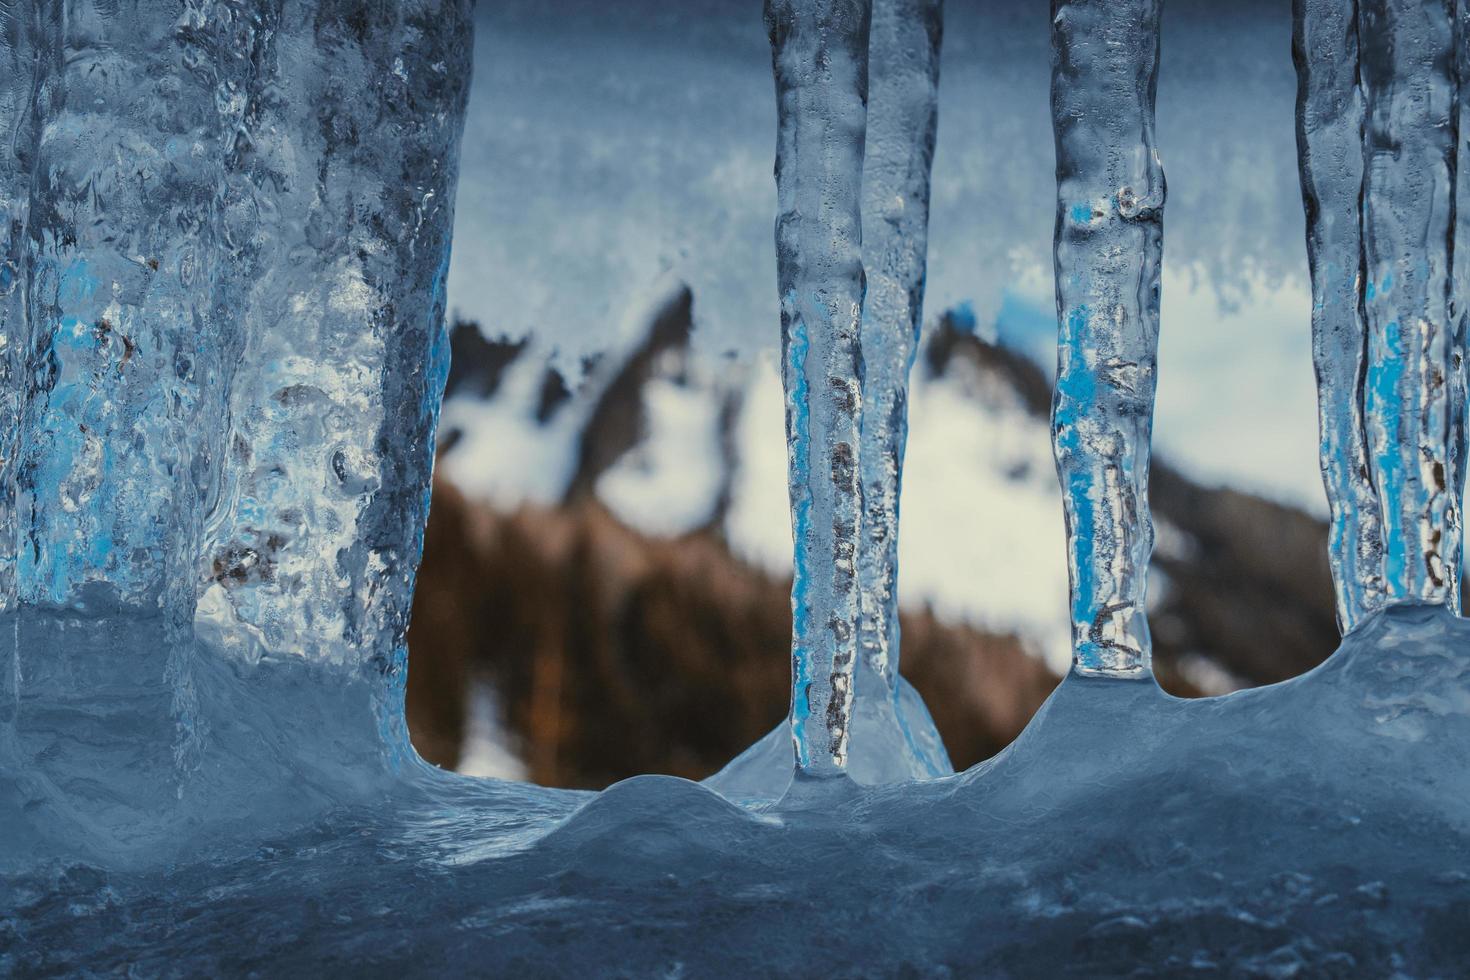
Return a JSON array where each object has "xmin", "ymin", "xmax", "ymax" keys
[{"xmin": 446, "ymin": 0, "xmax": 1327, "ymax": 512}]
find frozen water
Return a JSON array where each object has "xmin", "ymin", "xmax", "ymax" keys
[
  {"xmin": 0, "ymin": 0, "xmax": 473, "ymax": 863},
  {"xmin": 1294, "ymin": 0, "xmax": 1468, "ymax": 628},
  {"xmin": 710, "ymin": 0, "xmax": 955, "ymax": 796},
  {"xmin": 854, "ymin": 0, "xmax": 951, "ymax": 779},
  {"xmin": 763, "ymin": 0, "xmax": 872, "ymax": 779},
  {"xmin": 1050, "ymin": 0, "xmax": 1166, "ymax": 677},
  {"xmin": 6, "ymin": 606, "xmax": 1470, "ymax": 973},
  {"xmin": 8, "ymin": 0, "xmax": 246, "ymax": 620},
  {"xmin": 1357, "ymin": 0, "xmax": 1461, "ymax": 610},
  {"xmin": 0, "ymin": 609, "xmax": 397, "ymax": 868},
  {"xmin": 197, "ymin": 0, "xmax": 472, "ymax": 678},
  {"xmin": 1293, "ymin": 0, "xmax": 1385, "ymax": 633},
  {"xmin": 5, "ymin": 0, "xmax": 1470, "ymax": 973}
]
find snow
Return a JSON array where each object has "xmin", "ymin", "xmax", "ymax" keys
[
  {"xmin": 439, "ymin": 351, "xmax": 582, "ymax": 508},
  {"xmin": 455, "ymin": 683, "xmax": 529, "ymax": 782},
  {"xmin": 596, "ymin": 375, "xmax": 726, "ymax": 536},
  {"xmin": 437, "ymin": 268, "xmax": 1327, "ymax": 681},
  {"xmin": 899, "ymin": 369, "xmax": 1072, "ymax": 670}
]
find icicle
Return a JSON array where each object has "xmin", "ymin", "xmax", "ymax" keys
[
  {"xmin": 1049, "ymin": 0, "xmax": 1166, "ymax": 678},
  {"xmin": 0, "ymin": 0, "xmax": 275, "ymax": 835},
  {"xmin": 0, "ymin": 3, "xmax": 47, "ymax": 617},
  {"xmin": 1452, "ymin": 0, "xmax": 1470, "ymax": 608},
  {"xmin": 196, "ymin": 0, "xmax": 473, "ymax": 710},
  {"xmin": 1357, "ymin": 0, "xmax": 1459, "ymax": 609},
  {"xmin": 1293, "ymin": 0, "xmax": 1386, "ymax": 632},
  {"xmin": 707, "ymin": 0, "xmax": 947, "ymax": 795},
  {"xmin": 765, "ymin": 0, "xmax": 872, "ymax": 776},
  {"xmin": 0, "ymin": 0, "xmax": 49, "ymax": 775},
  {"xmin": 855, "ymin": 0, "xmax": 951, "ymax": 776},
  {"xmin": 8, "ymin": 0, "xmax": 263, "ymax": 619}
]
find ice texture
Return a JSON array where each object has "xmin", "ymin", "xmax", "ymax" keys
[
  {"xmin": 6, "ymin": 606, "xmax": 1470, "ymax": 974},
  {"xmin": 1358, "ymin": 0, "xmax": 1461, "ymax": 609},
  {"xmin": 855, "ymin": 0, "xmax": 951, "ymax": 779},
  {"xmin": 709, "ymin": 0, "xmax": 953, "ymax": 796},
  {"xmin": 195, "ymin": 0, "xmax": 471, "ymax": 683},
  {"xmin": 1294, "ymin": 0, "xmax": 1468, "ymax": 628},
  {"xmin": 1050, "ymin": 0, "xmax": 1165, "ymax": 677},
  {"xmin": 765, "ymin": 0, "xmax": 872, "ymax": 778},
  {"xmin": 1293, "ymin": 0, "xmax": 1386, "ymax": 633},
  {"xmin": 0, "ymin": 0, "xmax": 473, "ymax": 864},
  {"xmin": 6, "ymin": 0, "xmax": 1470, "ymax": 973},
  {"xmin": 9, "ymin": 1, "xmax": 244, "ymax": 619}
]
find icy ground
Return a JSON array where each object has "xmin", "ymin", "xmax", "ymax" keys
[{"xmin": 5, "ymin": 604, "xmax": 1469, "ymax": 975}]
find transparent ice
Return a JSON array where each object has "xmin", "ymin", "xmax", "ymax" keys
[
  {"xmin": 1050, "ymin": 0, "xmax": 1165, "ymax": 678},
  {"xmin": 763, "ymin": 0, "xmax": 870, "ymax": 781},
  {"xmin": 709, "ymin": 0, "xmax": 950, "ymax": 798},
  {"xmin": 853, "ymin": 0, "xmax": 950, "ymax": 781},
  {"xmin": 4, "ymin": 0, "xmax": 1470, "ymax": 974},
  {"xmin": 1293, "ymin": 0, "xmax": 1386, "ymax": 632},
  {"xmin": 1294, "ymin": 0, "xmax": 1467, "ymax": 627},
  {"xmin": 1357, "ymin": 0, "xmax": 1462, "ymax": 610},
  {"xmin": 0, "ymin": 0, "xmax": 473, "ymax": 862}
]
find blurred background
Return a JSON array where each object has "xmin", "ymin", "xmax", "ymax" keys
[{"xmin": 404, "ymin": 0, "xmax": 1347, "ymax": 789}]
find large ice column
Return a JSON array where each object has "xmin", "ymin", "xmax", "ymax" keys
[
  {"xmin": 1049, "ymin": 0, "xmax": 1166, "ymax": 678},
  {"xmin": 0, "ymin": 5, "xmax": 49, "ymax": 616},
  {"xmin": 1293, "ymin": 0, "xmax": 1387, "ymax": 633},
  {"xmin": 8, "ymin": 1, "xmax": 261, "ymax": 618},
  {"xmin": 765, "ymin": 0, "xmax": 872, "ymax": 776},
  {"xmin": 196, "ymin": 0, "xmax": 473, "ymax": 713},
  {"xmin": 0, "ymin": 1, "xmax": 279, "ymax": 849},
  {"xmin": 0, "ymin": 0, "xmax": 472, "ymax": 861},
  {"xmin": 1357, "ymin": 0, "xmax": 1460, "ymax": 609},
  {"xmin": 0, "ymin": 0, "xmax": 47, "ymax": 782},
  {"xmin": 856, "ymin": 0, "xmax": 950, "ymax": 776}
]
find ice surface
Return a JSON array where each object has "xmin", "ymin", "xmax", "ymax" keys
[
  {"xmin": 854, "ymin": 0, "xmax": 951, "ymax": 779},
  {"xmin": 197, "ymin": 0, "xmax": 473, "ymax": 678},
  {"xmin": 858, "ymin": 0, "xmax": 942, "ymax": 695},
  {"xmin": 7, "ymin": 0, "xmax": 245, "ymax": 617},
  {"xmin": 708, "ymin": 0, "xmax": 958, "ymax": 795},
  {"xmin": 6, "ymin": 606, "xmax": 1470, "ymax": 973},
  {"xmin": 1358, "ymin": 0, "xmax": 1461, "ymax": 609},
  {"xmin": 1050, "ymin": 0, "xmax": 1166, "ymax": 677}
]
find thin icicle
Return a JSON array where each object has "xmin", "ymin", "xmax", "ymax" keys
[
  {"xmin": 1049, "ymin": 0, "xmax": 1166, "ymax": 678},
  {"xmin": 1451, "ymin": 0, "xmax": 1470, "ymax": 608},
  {"xmin": 765, "ymin": 0, "xmax": 872, "ymax": 776},
  {"xmin": 1357, "ymin": 0, "xmax": 1459, "ymax": 608},
  {"xmin": 857, "ymin": 0, "xmax": 941, "ymax": 690},
  {"xmin": 1293, "ymin": 0, "xmax": 1386, "ymax": 632},
  {"xmin": 854, "ymin": 0, "xmax": 951, "ymax": 778}
]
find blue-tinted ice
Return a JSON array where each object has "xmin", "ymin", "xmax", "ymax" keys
[
  {"xmin": 7, "ymin": 606, "xmax": 1470, "ymax": 974},
  {"xmin": 710, "ymin": 0, "xmax": 952, "ymax": 798},
  {"xmin": 3, "ymin": 0, "xmax": 1470, "ymax": 973}
]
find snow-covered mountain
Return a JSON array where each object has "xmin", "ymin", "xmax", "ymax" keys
[{"xmin": 435, "ymin": 280, "xmax": 1341, "ymax": 706}]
